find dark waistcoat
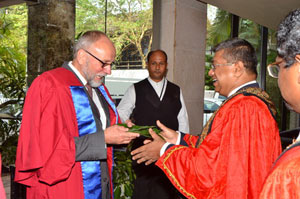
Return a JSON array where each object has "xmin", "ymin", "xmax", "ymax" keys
[
  {"xmin": 131, "ymin": 78, "xmax": 181, "ymax": 130},
  {"xmin": 131, "ymin": 78, "xmax": 183, "ymax": 199}
]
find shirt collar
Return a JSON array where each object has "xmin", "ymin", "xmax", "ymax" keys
[
  {"xmin": 227, "ymin": 80, "xmax": 257, "ymax": 97},
  {"xmin": 68, "ymin": 61, "xmax": 87, "ymax": 86},
  {"xmin": 147, "ymin": 76, "xmax": 166, "ymax": 87}
]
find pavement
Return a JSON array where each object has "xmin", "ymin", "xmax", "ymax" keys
[{"xmin": 2, "ymin": 173, "xmax": 10, "ymax": 199}]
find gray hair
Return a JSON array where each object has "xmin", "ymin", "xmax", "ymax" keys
[
  {"xmin": 277, "ymin": 9, "xmax": 300, "ymax": 67},
  {"xmin": 73, "ymin": 30, "xmax": 107, "ymax": 58}
]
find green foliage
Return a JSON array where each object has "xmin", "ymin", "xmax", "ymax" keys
[
  {"xmin": 76, "ymin": 0, "xmax": 153, "ymax": 68},
  {"xmin": 114, "ymin": 123, "xmax": 163, "ymax": 198},
  {"xmin": 113, "ymin": 149, "xmax": 135, "ymax": 199},
  {"xmin": 0, "ymin": 4, "xmax": 27, "ymax": 166},
  {"xmin": 207, "ymin": 9, "xmax": 231, "ymax": 48},
  {"xmin": 205, "ymin": 54, "xmax": 214, "ymax": 90}
]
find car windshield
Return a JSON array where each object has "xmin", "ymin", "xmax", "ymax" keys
[{"xmin": 204, "ymin": 100, "xmax": 219, "ymax": 113}]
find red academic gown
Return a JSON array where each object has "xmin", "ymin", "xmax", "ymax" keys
[
  {"xmin": 156, "ymin": 93, "xmax": 282, "ymax": 199},
  {"xmin": 14, "ymin": 67, "xmax": 118, "ymax": 199},
  {"xmin": 0, "ymin": 154, "xmax": 6, "ymax": 199},
  {"xmin": 259, "ymin": 142, "xmax": 300, "ymax": 199}
]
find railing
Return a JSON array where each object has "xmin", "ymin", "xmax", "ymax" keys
[{"xmin": 113, "ymin": 60, "xmax": 144, "ymax": 69}]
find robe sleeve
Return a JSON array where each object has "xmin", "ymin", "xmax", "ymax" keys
[
  {"xmin": 183, "ymin": 134, "xmax": 199, "ymax": 148},
  {"xmin": 74, "ymin": 130, "xmax": 107, "ymax": 161},
  {"xmin": 156, "ymin": 95, "xmax": 281, "ymax": 199},
  {"xmin": 15, "ymin": 75, "xmax": 77, "ymax": 186}
]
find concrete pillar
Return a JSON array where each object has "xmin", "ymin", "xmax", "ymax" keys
[
  {"xmin": 27, "ymin": 0, "xmax": 75, "ymax": 86},
  {"xmin": 153, "ymin": 0, "xmax": 207, "ymax": 133}
]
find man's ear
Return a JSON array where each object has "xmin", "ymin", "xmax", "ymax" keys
[
  {"xmin": 233, "ymin": 61, "xmax": 244, "ymax": 77},
  {"xmin": 295, "ymin": 54, "xmax": 300, "ymax": 63},
  {"xmin": 296, "ymin": 55, "xmax": 300, "ymax": 84},
  {"xmin": 77, "ymin": 49, "xmax": 86, "ymax": 65}
]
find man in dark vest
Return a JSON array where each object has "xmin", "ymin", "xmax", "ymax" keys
[{"xmin": 117, "ymin": 49, "xmax": 189, "ymax": 199}]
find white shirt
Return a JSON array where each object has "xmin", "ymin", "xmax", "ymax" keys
[
  {"xmin": 227, "ymin": 80, "xmax": 257, "ymax": 97},
  {"xmin": 68, "ymin": 61, "xmax": 107, "ymax": 130},
  {"xmin": 160, "ymin": 80, "xmax": 259, "ymax": 156},
  {"xmin": 117, "ymin": 77, "xmax": 190, "ymax": 133}
]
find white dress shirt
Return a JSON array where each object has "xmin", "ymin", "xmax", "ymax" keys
[
  {"xmin": 117, "ymin": 77, "xmax": 190, "ymax": 133},
  {"xmin": 69, "ymin": 61, "xmax": 107, "ymax": 130}
]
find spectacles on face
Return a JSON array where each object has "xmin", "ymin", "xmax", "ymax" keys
[
  {"xmin": 267, "ymin": 60, "xmax": 283, "ymax": 78},
  {"xmin": 83, "ymin": 49, "xmax": 114, "ymax": 68},
  {"xmin": 210, "ymin": 62, "xmax": 234, "ymax": 70}
]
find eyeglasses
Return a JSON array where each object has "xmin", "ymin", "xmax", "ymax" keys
[
  {"xmin": 267, "ymin": 60, "xmax": 283, "ymax": 78},
  {"xmin": 210, "ymin": 63, "xmax": 234, "ymax": 70},
  {"xmin": 83, "ymin": 49, "xmax": 114, "ymax": 68}
]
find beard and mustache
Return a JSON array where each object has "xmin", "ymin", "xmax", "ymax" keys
[{"xmin": 82, "ymin": 60, "xmax": 106, "ymax": 88}]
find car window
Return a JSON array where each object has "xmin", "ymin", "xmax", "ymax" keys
[{"xmin": 204, "ymin": 100, "xmax": 219, "ymax": 113}]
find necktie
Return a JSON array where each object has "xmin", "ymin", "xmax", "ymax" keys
[
  {"xmin": 86, "ymin": 84, "xmax": 93, "ymax": 98},
  {"xmin": 86, "ymin": 84, "xmax": 101, "ymax": 118}
]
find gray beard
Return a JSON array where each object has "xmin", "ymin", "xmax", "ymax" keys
[{"xmin": 88, "ymin": 78, "xmax": 103, "ymax": 88}]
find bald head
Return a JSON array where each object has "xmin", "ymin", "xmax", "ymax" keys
[
  {"xmin": 73, "ymin": 30, "xmax": 115, "ymax": 59},
  {"xmin": 72, "ymin": 30, "xmax": 116, "ymax": 87}
]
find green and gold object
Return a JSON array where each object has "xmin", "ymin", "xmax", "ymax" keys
[{"xmin": 118, "ymin": 123, "xmax": 162, "ymax": 139}]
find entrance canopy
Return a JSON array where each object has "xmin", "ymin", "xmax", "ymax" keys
[{"xmin": 199, "ymin": 0, "xmax": 300, "ymax": 30}]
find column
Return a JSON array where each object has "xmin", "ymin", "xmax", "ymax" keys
[
  {"xmin": 27, "ymin": 0, "xmax": 75, "ymax": 86},
  {"xmin": 153, "ymin": 0, "xmax": 207, "ymax": 133}
]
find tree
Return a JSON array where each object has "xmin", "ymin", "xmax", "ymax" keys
[
  {"xmin": 0, "ymin": 5, "xmax": 27, "ymax": 166},
  {"xmin": 76, "ymin": 0, "xmax": 153, "ymax": 68}
]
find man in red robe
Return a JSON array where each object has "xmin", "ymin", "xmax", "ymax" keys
[
  {"xmin": 14, "ymin": 31, "xmax": 139, "ymax": 199},
  {"xmin": 132, "ymin": 38, "xmax": 282, "ymax": 199},
  {"xmin": 259, "ymin": 9, "xmax": 300, "ymax": 199}
]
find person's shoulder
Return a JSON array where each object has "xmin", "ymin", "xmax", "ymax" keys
[
  {"xmin": 30, "ymin": 67, "xmax": 80, "ymax": 91},
  {"xmin": 266, "ymin": 148, "xmax": 300, "ymax": 185},
  {"xmin": 230, "ymin": 91, "xmax": 268, "ymax": 104},
  {"xmin": 223, "ymin": 93, "xmax": 270, "ymax": 112},
  {"xmin": 134, "ymin": 78, "xmax": 148, "ymax": 85},
  {"xmin": 133, "ymin": 78, "xmax": 149, "ymax": 89},
  {"xmin": 274, "ymin": 144, "xmax": 300, "ymax": 170},
  {"xmin": 166, "ymin": 80, "xmax": 180, "ymax": 89}
]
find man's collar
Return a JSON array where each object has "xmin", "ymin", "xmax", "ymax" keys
[
  {"xmin": 69, "ymin": 61, "xmax": 87, "ymax": 86},
  {"xmin": 228, "ymin": 80, "xmax": 258, "ymax": 97},
  {"xmin": 147, "ymin": 77, "xmax": 165, "ymax": 85}
]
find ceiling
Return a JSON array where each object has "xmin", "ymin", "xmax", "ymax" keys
[
  {"xmin": 199, "ymin": 0, "xmax": 300, "ymax": 30},
  {"xmin": 1, "ymin": 0, "xmax": 299, "ymax": 30},
  {"xmin": 0, "ymin": 0, "xmax": 38, "ymax": 8}
]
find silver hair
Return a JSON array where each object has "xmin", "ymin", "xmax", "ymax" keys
[
  {"xmin": 73, "ymin": 30, "xmax": 106, "ymax": 58},
  {"xmin": 277, "ymin": 9, "xmax": 300, "ymax": 67}
]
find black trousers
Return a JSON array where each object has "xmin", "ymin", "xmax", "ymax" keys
[{"xmin": 131, "ymin": 138, "xmax": 182, "ymax": 199}]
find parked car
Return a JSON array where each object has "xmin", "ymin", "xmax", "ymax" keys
[
  {"xmin": 203, "ymin": 94, "xmax": 225, "ymax": 126},
  {"xmin": 105, "ymin": 69, "xmax": 148, "ymax": 106}
]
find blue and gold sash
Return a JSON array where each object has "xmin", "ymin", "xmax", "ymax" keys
[
  {"xmin": 70, "ymin": 85, "xmax": 118, "ymax": 199},
  {"xmin": 70, "ymin": 86, "xmax": 102, "ymax": 198}
]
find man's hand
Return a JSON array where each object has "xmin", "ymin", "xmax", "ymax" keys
[
  {"xmin": 124, "ymin": 119, "xmax": 135, "ymax": 128},
  {"xmin": 105, "ymin": 124, "xmax": 139, "ymax": 145},
  {"xmin": 131, "ymin": 128, "xmax": 166, "ymax": 165},
  {"xmin": 156, "ymin": 120, "xmax": 178, "ymax": 144}
]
